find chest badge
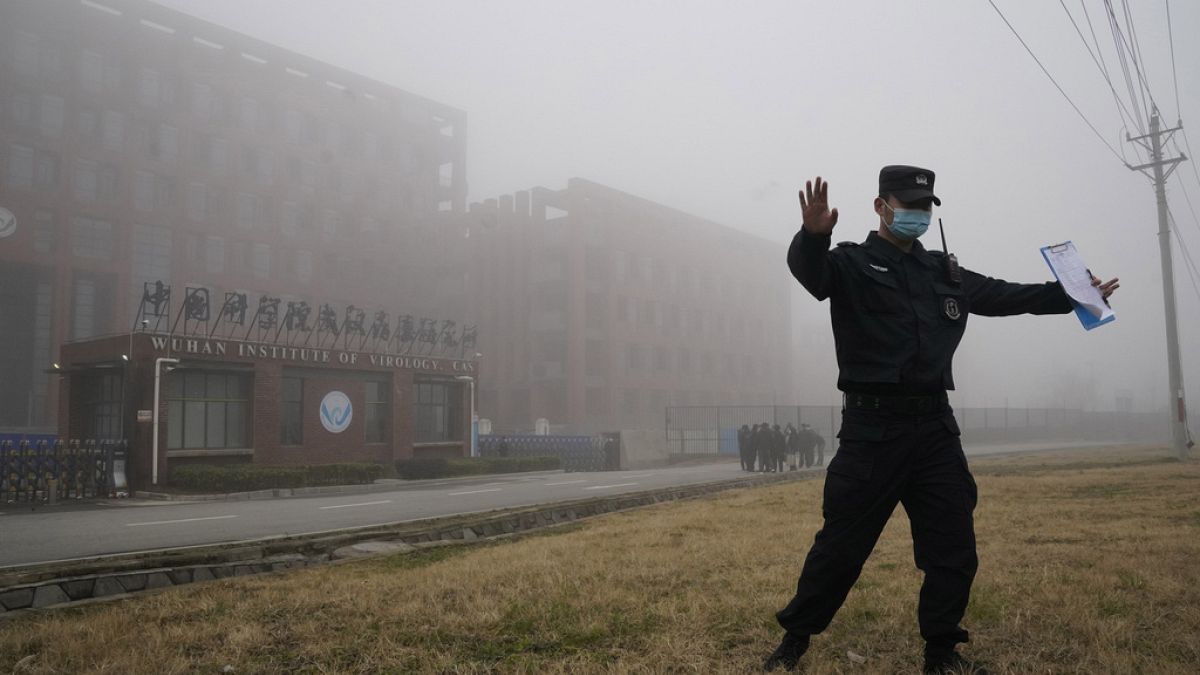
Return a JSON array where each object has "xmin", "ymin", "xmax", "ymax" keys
[
  {"xmin": 869, "ymin": 264, "xmax": 889, "ymax": 273},
  {"xmin": 943, "ymin": 297, "xmax": 962, "ymax": 320}
]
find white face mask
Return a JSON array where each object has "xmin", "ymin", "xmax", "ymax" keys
[{"xmin": 882, "ymin": 202, "xmax": 932, "ymax": 240}]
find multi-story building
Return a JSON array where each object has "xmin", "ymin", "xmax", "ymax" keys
[
  {"xmin": 0, "ymin": 0, "xmax": 469, "ymax": 432},
  {"xmin": 465, "ymin": 178, "xmax": 793, "ymax": 433}
]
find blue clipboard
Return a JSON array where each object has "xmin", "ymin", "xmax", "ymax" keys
[{"xmin": 1040, "ymin": 241, "xmax": 1116, "ymax": 331}]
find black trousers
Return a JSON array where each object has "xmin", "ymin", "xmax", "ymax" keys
[{"xmin": 776, "ymin": 407, "xmax": 978, "ymax": 655}]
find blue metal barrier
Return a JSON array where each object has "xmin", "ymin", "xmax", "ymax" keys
[
  {"xmin": 478, "ymin": 434, "xmax": 616, "ymax": 472},
  {"xmin": 0, "ymin": 439, "xmax": 121, "ymax": 502}
]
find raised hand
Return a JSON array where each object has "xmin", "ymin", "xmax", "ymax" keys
[{"xmin": 798, "ymin": 177, "xmax": 839, "ymax": 236}]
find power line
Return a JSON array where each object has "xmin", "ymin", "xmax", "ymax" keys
[
  {"xmin": 1103, "ymin": 0, "xmax": 1147, "ymax": 133},
  {"xmin": 1168, "ymin": 210, "xmax": 1200, "ymax": 303},
  {"xmin": 1165, "ymin": 0, "xmax": 1182, "ymax": 121},
  {"xmin": 1060, "ymin": 0, "xmax": 1139, "ymax": 133},
  {"xmin": 985, "ymin": 0, "xmax": 1128, "ymax": 165},
  {"xmin": 1173, "ymin": 168, "xmax": 1200, "ymax": 238},
  {"xmin": 1121, "ymin": 0, "xmax": 1156, "ymax": 110}
]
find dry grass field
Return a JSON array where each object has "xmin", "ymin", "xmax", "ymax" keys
[{"xmin": 2, "ymin": 444, "xmax": 1198, "ymax": 674}]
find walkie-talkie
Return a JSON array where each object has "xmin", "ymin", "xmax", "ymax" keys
[{"xmin": 939, "ymin": 218, "xmax": 962, "ymax": 285}]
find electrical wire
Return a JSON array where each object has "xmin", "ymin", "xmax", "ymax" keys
[
  {"xmin": 1168, "ymin": 210, "xmax": 1200, "ymax": 303},
  {"xmin": 1061, "ymin": 0, "xmax": 1139, "ymax": 133},
  {"xmin": 1103, "ymin": 0, "xmax": 1146, "ymax": 133},
  {"xmin": 1165, "ymin": 0, "xmax": 1181, "ymax": 122},
  {"xmin": 985, "ymin": 0, "xmax": 1128, "ymax": 165},
  {"xmin": 1121, "ymin": 0, "xmax": 1156, "ymax": 113}
]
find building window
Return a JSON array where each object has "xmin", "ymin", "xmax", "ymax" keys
[
  {"xmin": 71, "ymin": 217, "xmax": 113, "ymax": 260},
  {"xmin": 138, "ymin": 68, "xmax": 160, "ymax": 107},
  {"xmin": 80, "ymin": 50, "xmax": 103, "ymax": 91},
  {"xmin": 33, "ymin": 211, "xmax": 56, "ymax": 253},
  {"xmin": 151, "ymin": 124, "xmax": 178, "ymax": 163},
  {"xmin": 365, "ymin": 380, "xmax": 388, "ymax": 443},
  {"xmin": 167, "ymin": 372, "xmax": 250, "ymax": 450},
  {"xmin": 252, "ymin": 243, "xmax": 270, "ymax": 279},
  {"xmin": 80, "ymin": 374, "xmax": 123, "ymax": 440},
  {"xmin": 192, "ymin": 82, "xmax": 214, "ymax": 119},
  {"xmin": 35, "ymin": 150, "xmax": 57, "ymax": 191},
  {"xmin": 39, "ymin": 95, "xmax": 65, "ymax": 138},
  {"xmin": 71, "ymin": 278, "xmax": 97, "ymax": 340},
  {"xmin": 414, "ymin": 380, "xmax": 462, "ymax": 443},
  {"xmin": 101, "ymin": 110, "xmax": 124, "ymax": 151},
  {"xmin": 205, "ymin": 236, "xmax": 224, "ymax": 274},
  {"xmin": 5, "ymin": 144, "xmax": 34, "ymax": 190},
  {"xmin": 295, "ymin": 249, "xmax": 312, "ymax": 283},
  {"xmin": 73, "ymin": 158, "xmax": 99, "ymax": 202},
  {"xmin": 625, "ymin": 343, "xmax": 644, "ymax": 373},
  {"xmin": 281, "ymin": 376, "xmax": 303, "ymax": 445},
  {"xmin": 186, "ymin": 182, "xmax": 207, "ymax": 221},
  {"xmin": 235, "ymin": 192, "xmax": 262, "ymax": 228}
]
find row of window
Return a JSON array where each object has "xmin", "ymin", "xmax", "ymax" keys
[
  {"xmin": 154, "ymin": 372, "xmax": 463, "ymax": 450},
  {"xmin": 9, "ymin": 31, "xmax": 431, "ymax": 166},
  {"xmin": 3, "ymin": 141, "xmax": 419, "ymax": 224},
  {"xmin": 610, "ymin": 295, "xmax": 774, "ymax": 346},
  {"xmin": 3, "ymin": 142, "xmax": 412, "ymax": 233}
]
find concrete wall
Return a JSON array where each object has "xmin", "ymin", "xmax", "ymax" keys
[{"xmin": 618, "ymin": 429, "xmax": 671, "ymax": 469}]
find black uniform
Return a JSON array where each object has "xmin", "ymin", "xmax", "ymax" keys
[
  {"xmin": 738, "ymin": 425, "xmax": 753, "ymax": 471},
  {"xmin": 775, "ymin": 196, "xmax": 1072, "ymax": 658}
]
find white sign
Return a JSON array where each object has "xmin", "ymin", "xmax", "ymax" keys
[
  {"xmin": 0, "ymin": 207, "xmax": 16, "ymax": 239},
  {"xmin": 319, "ymin": 391, "xmax": 353, "ymax": 433},
  {"xmin": 137, "ymin": 409, "xmax": 153, "ymax": 423}
]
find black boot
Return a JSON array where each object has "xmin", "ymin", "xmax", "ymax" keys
[
  {"xmin": 923, "ymin": 650, "xmax": 990, "ymax": 675},
  {"xmin": 763, "ymin": 632, "xmax": 809, "ymax": 671}
]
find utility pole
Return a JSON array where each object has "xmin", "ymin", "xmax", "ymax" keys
[{"xmin": 1128, "ymin": 108, "xmax": 1190, "ymax": 459}]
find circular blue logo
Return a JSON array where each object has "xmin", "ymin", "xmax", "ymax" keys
[{"xmin": 319, "ymin": 391, "xmax": 352, "ymax": 433}]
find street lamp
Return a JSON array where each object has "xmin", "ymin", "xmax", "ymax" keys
[{"xmin": 455, "ymin": 375, "xmax": 477, "ymax": 458}]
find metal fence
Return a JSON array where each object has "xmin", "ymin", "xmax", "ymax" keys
[
  {"xmin": 665, "ymin": 405, "xmax": 1167, "ymax": 456},
  {"xmin": 479, "ymin": 434, "xmax": 619, "ymax": 472},
  {"xmin": 1, "ymin": 439, "xmax": 123, "ymax": 503}
]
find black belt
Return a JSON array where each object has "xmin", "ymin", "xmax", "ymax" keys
[{"xmin": 843, "ymin": 391, "xmax": 949, "ymax": 415}]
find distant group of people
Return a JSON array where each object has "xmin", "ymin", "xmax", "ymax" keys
[{"xmin": 737, "ymin": 423, "xmax": 825, "ymax": 473}]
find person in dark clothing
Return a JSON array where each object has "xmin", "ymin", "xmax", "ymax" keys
[
  {"xmin": 771, "ymin": 424, "xmax": 786, "ymax": 472},
  {"xmin": 813, "ymin": 431, "xmax": 826, "ymax": 467},
  {"xmin": 797, "ymin": 424, "xmax": 817, "ymax": 468},
  {"xmin": 738, "ymin": 424, "xmax": 753, "ymax": 471},
  {"xmin": 763, "ymin": 168, "xmax": 1118, "ymax": 674},
  {"xmin": 497, "ymin": 436, "xmax": 510, "ymax": 458},
  {"xmin": 755, "ymin": 422, "xmax": 771, "ymax": 472},
  {"xmin": 784, "ymin": 424, "xmax": 800, "ymax": 470}
]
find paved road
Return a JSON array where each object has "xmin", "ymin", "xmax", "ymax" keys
[
  {"xmin": 0, "ymin": 462, "xmax": 781, "ymax": 568},
  {"xmin": 0, "ymin": 440, "xmax": 1134, "ymax": 568}
]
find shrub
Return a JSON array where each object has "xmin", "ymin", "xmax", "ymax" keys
[
  {"xmin": 170, "ymin": 462, "xmax": 385, "ymax": 492},
  {"xmin": 394, "ymin": 455, "xmax": 560, "ymax": 480}
]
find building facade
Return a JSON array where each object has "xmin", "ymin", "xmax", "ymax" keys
[
  {"xmin": 465, "ymin": 178, "xmax": 793, "ymax": 433},
  {"xmin": 0, "ymin": 0, "xmax": 469, "ymax": 431},
  {"xmin": 59, "ymin": 332, "xmax": 476, "ymax": 489}
]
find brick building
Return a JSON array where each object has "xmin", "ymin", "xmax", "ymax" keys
[
  {"xmin": 464, "ymin": 178, "xmax": 793, "ymax": 433},
  {"xmin": 58, "ymin": 332, "xmax": 477, "ymax": 489},
  {"xmin": 0, "ymin": 0, "xmax": 469, "ymax": 432}
]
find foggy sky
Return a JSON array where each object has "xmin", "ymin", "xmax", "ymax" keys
[{"xmin": 158, "ymin": 0, "xmax": 1200, "ymax": 413}]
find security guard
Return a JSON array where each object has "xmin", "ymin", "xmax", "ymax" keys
[{"xmin": 763, "ymin": 167, "xmax": 1118, "ymax": 673}]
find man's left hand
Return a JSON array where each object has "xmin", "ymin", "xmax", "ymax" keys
[{"xmin": 1090, "ymin": 273, "xmax": 1119, "ymax": 301}]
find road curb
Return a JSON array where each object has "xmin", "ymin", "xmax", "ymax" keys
[
  {"xmin": 1, "ymin": 470, "xmax": 814, "ymax": 617},
  {"xmin": 131, "ymin": 469, "xmax": 569, "ymax": 502}
]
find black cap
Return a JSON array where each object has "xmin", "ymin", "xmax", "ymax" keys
[{"xmin": 879, "ymin": 165, "xmax": 941, "ymax": 206}]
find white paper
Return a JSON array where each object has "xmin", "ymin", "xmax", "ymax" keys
[{"xmin": 1042, "ymin": 241, "xmax": 1114, "ymax": 320}]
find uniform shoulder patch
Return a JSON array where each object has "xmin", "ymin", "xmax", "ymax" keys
[{"xmin": 835, "ymin": 241, "xmax": 858, "ymax": 248}]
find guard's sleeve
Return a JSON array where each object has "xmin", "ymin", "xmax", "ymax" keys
[
  {"xmin": 962, "ymin": 268, "xmax": 1074, "ymax": 316},
  {"xmin": 787, "ymin": 227, "xmax": 837, "ymax": 301}
]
